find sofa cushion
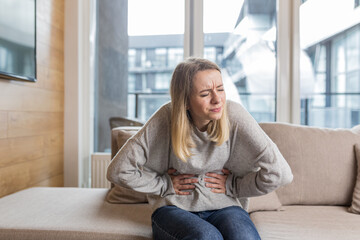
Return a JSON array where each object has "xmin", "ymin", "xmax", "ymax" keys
[
  {"xmin": 349, "ymin": 144, "xmax": 360, "ymax": 214},
  {"xmin": 106, "ymin": 184, "xmax": 148, "ymax": 204},
  {"xmin": 0, "ymin": 187, "xmax": 152, "ymax": 240},
  {"xmin": 352, "ymin": 124, "xmax": 360, "ymax": 134},
  {"xmin": 116, "ymin": 129, "xmax": 139, "ymax": 151},
  {"xmin": 111, "ymin": 126, "xmax": 142, "ymax": 159},
  {"xmin": 260, "ymin": 123, "xmax": 360, "ymax": 206},
  {"xmin": 250, "ymin": 205, "xmax": 360, "ymax": 240},
  {"xmin": 248, "ymin": 191, "xmax": 283, "ymax": 213},
  {"xmin": 108, "ymin": 127, "xmax": 148, "ymax": 204}
]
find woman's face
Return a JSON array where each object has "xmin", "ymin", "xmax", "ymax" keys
[{"xmin": 188, "ymin": 69, "xmax": 226, "ymax": 131}]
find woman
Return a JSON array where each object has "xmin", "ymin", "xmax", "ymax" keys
[{"xmin": 107, "ymin": 58, "xmax": 293, "ymax": 240}]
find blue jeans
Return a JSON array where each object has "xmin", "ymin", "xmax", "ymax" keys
[{"xmin": 151, "ymin": 205, "xmax": 261, "ymax": 240}]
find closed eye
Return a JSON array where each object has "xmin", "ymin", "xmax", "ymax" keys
[{"xmin": 217, "ymin": 84, "xmax": 224, "ymax": 91}]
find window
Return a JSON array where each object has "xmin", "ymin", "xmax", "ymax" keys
[
  {"xmin": 300, "ymin": 0, "xmax": 360, "ymax": 128},
  {"xmin": 126, "ymin": 0, "xmax": 184, "ymax": 123},
  {"xmin": 204, "ymin": 0, "xmax": 277, "ymax": 122},
  {"xmin": 94, "ymin": 0, "xmax": 183, "ymax": 152},
  {"xmin": 93, "ymin": 0, "xmax": 360, "ymax": 153},
  {"xmin": 67, "ymin": 0, "xmax": 360, "ymax": 188}
]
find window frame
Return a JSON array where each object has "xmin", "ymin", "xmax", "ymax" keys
[
  {"xmin": 64, "ymin": 0, "xmax": 300, "ymax": 187},
  {"xmin": 187, "ymin": 0, "xmax": 301, "ymax": 123}
]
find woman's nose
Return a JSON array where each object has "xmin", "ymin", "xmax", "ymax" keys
[{"xmin": 211, "ymin": 92, "xmax": 220, "ymax": 104}]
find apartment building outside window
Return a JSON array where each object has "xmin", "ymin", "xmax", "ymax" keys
[
  {"xmin": 300, "ymin": 0, "xmax": 360, "ymax": 128},
  {"xmin": 127, "ymin": 34, "xmax": 225, "ymax": 121},
  {"xmin": 93, "ymin": 0, "xmax": 360, "ymax": 152}
]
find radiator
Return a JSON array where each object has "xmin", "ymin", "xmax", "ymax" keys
[{"xmin": 91, "ymin": 152, "xmax": 111, "ymax": 188}]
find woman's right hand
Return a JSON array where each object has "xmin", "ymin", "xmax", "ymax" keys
[{"xmin": 167, "ymin": 168, "xmax": 198, "ymax": 195}]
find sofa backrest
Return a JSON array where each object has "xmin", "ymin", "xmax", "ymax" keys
[
  {"xmin": 260, "ymin": 122, "xmax": 360, "ymax": 206},
  {"xmin": 111, "ymin": 123, "xmax": 360, "ymax": 207}
]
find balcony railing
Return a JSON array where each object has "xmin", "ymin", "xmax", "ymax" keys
[
  {"xmin": 301, "ymin": 92, "xmax": 360, "ymax": 128},
  {"xmin": 128, "ymin": 91, "xmax": 170, "ymax": 119},
  {"xmin": 128, "ymin": 91, "xmax": 360, "ymax": 128}
]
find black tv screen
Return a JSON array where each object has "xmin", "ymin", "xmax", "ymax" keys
[{"xmin": 0, "ymin": 0, "xmax": 36, "ymax": 82}]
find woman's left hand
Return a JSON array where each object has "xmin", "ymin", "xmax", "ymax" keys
[{"xmin": 204, "ymin": 168, "xmax": 231, "ymax": 193}]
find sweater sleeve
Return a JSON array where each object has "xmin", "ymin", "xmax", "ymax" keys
[
  {"xmin": 225, "ymin": 101, "xmax": 293, "ymax": 198},
  {"xmin": 106, "ymin": 103, "xmax": 175, "ymax": 197}
]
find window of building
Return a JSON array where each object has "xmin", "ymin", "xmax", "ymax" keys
[
  {"xmin": 300, "ymin": 0, "xmax": 360, "ymax": 128},
  {"xmin": 204, "ymin": 0, "xmax": 277, "ymax": 122},
  {"xmin": 93, "ymin": 0, "xmax": 360, "ymax": 152},
  {"xmin": 94, "ymin": 0, "xmax": 183, "ymax": 152}
]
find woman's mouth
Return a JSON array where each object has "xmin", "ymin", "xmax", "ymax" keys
[{"xmin": 210, "ymin": 107, "xmax": 222, "ymax": 113}]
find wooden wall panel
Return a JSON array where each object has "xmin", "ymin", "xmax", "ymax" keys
[
  {"xmin": 0, "ymin": 83, "xmax": 63, "ymax": 112},
  {"xmin": 0, "ymin": 112, "xmax": 7, "ymax": 139},
  {"xmin": 0, "ymin": 163, "xmax": 30, "ymax": 196},
  {"xmin": 44, "ymin": 133, "xmax": 64, "ymax": 156},
  {"xmin": 8, "ymin": 112, "xmax": 63, "ymax": 138},
  {"xmin": 34, "ymin": 174, "xmax": 64, "ymax": 187},
  {"xmin": 0, "ymin": 133, "xmax": 64, "ymax": 168},
  {"xmin": 37, "ymin": 0, "xmax": 64, "ymax": 30},
  {"xmin": 0, "ymin": 154, "xmax": 63, "ymax": 197},
  {"xmin": 28, "ymin": 155, "xmax": 64, "ymax": 186},
  {"xmin": 44, "ymin": 69, "xmax": 64, "ymax": 91},
  {"xmin": 0, "ymin": 0, "xmax": 65, "ymax": 197},
  {"xmin": 37, "ymin": 42, "xmax": 64, "ymax": 72},
  {"xmin": 37, "ymin": 20, "xmax": 64, "ymax": 51},
  {"xmin": 0, "ymin": 136, "xmax": 44, "ymax": 168}
]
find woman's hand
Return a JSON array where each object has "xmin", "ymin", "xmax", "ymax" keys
[
  {"xmin": 168, "ymin": 168, "xmax": 198, "ymax": 195},
  {"xmin": 204, "ymin": 168, "xmax": 230, "ymax": 193}
]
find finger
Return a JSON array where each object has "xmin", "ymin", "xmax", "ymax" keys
[
  {"xmin": 173, "ymin": 180, "xmax": 196, "ymax": 188},
  {"xmin": 176, "ymin": 191, "xmax": 191, "ymax": 195},
  {"xmin": 205, "ymin": 183, "xmax": 222, "ymax": 189},
  {"xmin": 178, "ymin": 174, "xmax": 196, "ymax": 179},
  {"xmin": 222, "ymin": 168, "xmax": 231, "ymax": 175},
  {"xmin": 211, "ymin": 188, "xmax": 225, "ymax": 194},
  {"xmin": 180, "ymin": 178, "xmax": 198, "ymax": 184},
  {"xmin": 167, "ymin": 168, "xmax": 177, "ymax": 175},
  {"xmin": 172, "ymin": 175, "xmax": 196, "ymax": 184},
  {"xmin": 177, "ymin": 184, "xmax": 196, "ymax": 190},
  {"xmin": 205, "ymin": 172, "xmax": 224, "ymax": 179},
  {"xmin": 204, "ymin": 177, "xmax": 222, "ymax": 184}
]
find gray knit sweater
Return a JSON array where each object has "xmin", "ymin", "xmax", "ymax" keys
[{"xmin": 107, "ymin": 100, "xmax": 293, "ymax": 212}]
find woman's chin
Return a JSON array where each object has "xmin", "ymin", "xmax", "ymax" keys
[{"xmin": 209, "ymin": 112, "xmax": 223, "ymax": 121}]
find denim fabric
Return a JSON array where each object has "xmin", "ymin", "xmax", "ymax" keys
[{"xmin": 151, "ymin": 205, "xmax": 261, "ymax": 240}]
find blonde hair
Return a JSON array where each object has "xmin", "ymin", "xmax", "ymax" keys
[{"xmin": 170, "ymin": 58, "xmax": 229, "ymax": 162}]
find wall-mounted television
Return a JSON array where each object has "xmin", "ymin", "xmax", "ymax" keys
[{"xmin": 0, "ymin": 0, "xmax": 36, "ymax": 82}]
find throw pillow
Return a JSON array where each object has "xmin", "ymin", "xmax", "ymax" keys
[
  {"xmin": 116, "ymin": 129, "xmax": 138, "ymax": 150},
  {"xmin": 352, "ymin": 124, "xmax": 360, "ymax": 134},
  {"xmin": 349, "ymin": 144, "xmax": 360, "ymax": 214},
  {"xmin": 106, "ymin": 184, "xmax": 148, "ymax": 204},
  {"xmin": 247, "ymin": 191, "xmax": 283, "ymax": 213},
  {"xmin": 106, "ymin": 127, "xmax": 149, "ymax": 204}
]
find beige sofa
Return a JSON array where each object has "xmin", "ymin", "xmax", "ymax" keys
[{"xmin": 1, "ymin": 122, "xmax": 359, "ymax": 240}]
